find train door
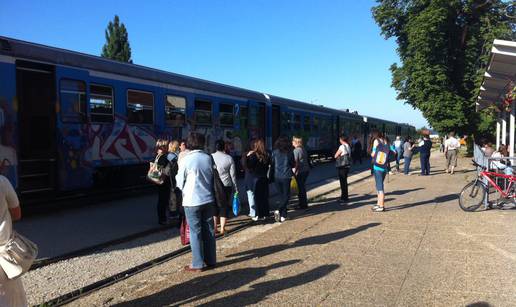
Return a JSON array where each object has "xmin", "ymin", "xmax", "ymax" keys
[
  {"xmin": 271, "ymin": 104, "xmax": 281, "ymax": 145},
  {"xmin": 248, "ymin": 101, "xmax": 266, "ymax": 140},
  {"xmin": 16, "ymin": 60, "xmax": 57, "ymax": 196}
]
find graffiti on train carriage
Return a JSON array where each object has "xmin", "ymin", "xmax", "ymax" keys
[{"xmin": 58, "ymin": 114, "xmax": 159, "ymax": 189}]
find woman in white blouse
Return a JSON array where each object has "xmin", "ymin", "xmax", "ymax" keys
[
  {"xmin": 0, "ymin": 175, "xmax": 27, "ymax": 306},
  {"xmin": 334, "ymin": 134, "xmax": 352, "ymax": 203}
]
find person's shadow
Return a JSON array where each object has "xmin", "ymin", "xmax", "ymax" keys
[
  {"xmin": 113, "ymin": 259, "xmax": 301, "ymax": 306},
  {"xmin": 217, "ymin": 222, "xmax": 381, "ymax": 268},
  {"xmin": 197, "ymin": 264, "xmax": 340, "ymax": 306}
]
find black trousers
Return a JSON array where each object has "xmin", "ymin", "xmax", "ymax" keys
[
  {"xmin": 254, "ymin": 177, "xmax": 270, "ymax": 218},
  {"xmin": 337, "ymin": 167, "xmax": 349, "ymax": 200},
  {"xmin": 295, "ymin": 171, "xmax": 309, "ymax": 209},
  {"xmin": 157, "ymin": 178, "xmax": 171, "ymax": 223}
]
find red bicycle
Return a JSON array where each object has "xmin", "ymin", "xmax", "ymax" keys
[{"xmin": 459, "ymin": 161, "xmax": 515, "ymax": 211}]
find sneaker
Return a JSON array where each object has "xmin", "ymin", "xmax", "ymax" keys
[
  {"xmin": 251, "ymin": 216, "xmax": 259, "ymax": 222},
  {"xmin": 372, "ymin": 206, "xmax": 385, "ymax": 212},
  {"xmin": 274, "ymin": 210, "xmax": 280, "ymax": 223},
  {"xmin": 280, "ymin": 216, "xmax": 286, "ymax": 223}
]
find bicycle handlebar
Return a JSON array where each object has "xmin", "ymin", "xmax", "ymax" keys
[{"xmin": 471, "ymin": 160, "xmax": 486, "ymax": 170}]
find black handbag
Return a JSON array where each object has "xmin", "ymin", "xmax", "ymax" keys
[
  {"xmin": 210, "ymin": 156, "xmax": 229, "ymax": 208},
  {"xmin": 335, "ymin": 154, "xmax": 350, "ymax": 168}
]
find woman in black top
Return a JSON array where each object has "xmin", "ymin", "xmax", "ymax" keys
[
  {"xmin": 155, "ymin": 139, "xmax": 171, "ymax": 225},
  {"xmin": 245, "ymin": 139, "xmax": 271, "ymax": 220}
]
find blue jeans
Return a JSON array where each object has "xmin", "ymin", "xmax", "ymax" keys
[
  {"xmin": 373, "ymin": 170, "xmax": 386, "ymax": 193},
  {"xmin": 247, "ymin": 190, "xmax": 256, "ymax": 217},
  {"xmin": 184, "ymin": 204, "xmax": 216, "ymax": 269},
  {"xmin": 395, "ymin": 149, "xmax": 403, "ymax": 171},
  {"xmin": 275, "ymin": 178, "xmax": 291, "ymax": 218},
  {"xmin": 403, "ymin": 156, "xmax": 412, "ymax": 174}
]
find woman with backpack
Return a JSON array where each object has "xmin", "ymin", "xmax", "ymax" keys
[
  {"xmin": 370, "ymin": 131, "xmax": 395, "ymax": 212},
  {"xmin": 334, "ymin": 134, "xmax": 351, "ymax": 203}
]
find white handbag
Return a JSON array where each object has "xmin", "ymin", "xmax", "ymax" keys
[{"xmin": 0, "ymin": 231, "xmax": 38, "ymax": 279}]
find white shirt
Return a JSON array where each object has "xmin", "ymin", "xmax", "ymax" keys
[
  {"xmin": 175, "ymin": 150, "xmax": 214, "ymax": 207},
  {"xmin": 338, "ymin": 143, "xmax": 351, "ymax": 156},
  {"xmin": 445, "ymin": 137, "xmax": 460, "ymax": 151},
  {"xmin": 394, "ymin": 140, "xmax": 402, "ymax": 149},
  {"xmin": 0, "ymin": 175, "xmax": 18, "ymax": 245}
]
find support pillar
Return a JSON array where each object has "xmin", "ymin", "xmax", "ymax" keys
[
  {"xmin": 502, "ymin": 110, "xmax": 507, "ymax": 145},
  {"xmin": 496, "ymin": 113, "xmax": 501, "ymax": 150},
  {"xmin": 510, "ymin": 102, "xmax": 515, "ymax": 157}
]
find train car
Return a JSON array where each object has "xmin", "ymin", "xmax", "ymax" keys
[{"xmin": 0, "ymin": 36, "xmax": 415, "ymax": 202}]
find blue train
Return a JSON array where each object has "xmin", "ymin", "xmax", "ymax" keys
[{"xmin": 0, "ymin": 36, "xmax": 415, "ymax": 201}]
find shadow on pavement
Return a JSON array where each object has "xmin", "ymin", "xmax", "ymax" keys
[
  {"xmin": 218, "ymin": 222, "xmax": 381, "ymax": 268},
  {"xmin": 113, "ymin": 260, "xmax": 339, "ymax": 307},
  {"xmin": 385, "ymin": 193, "xmax": 459, "ymax": 211}
]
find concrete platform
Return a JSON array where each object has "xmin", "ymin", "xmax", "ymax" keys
[
  {"xmin": 69, "ymin": 152, "xmax": 516, "ymax": 306},
  {"xmin": 15, "ymin": 158, "xmax": 372, "ymax": 259}
]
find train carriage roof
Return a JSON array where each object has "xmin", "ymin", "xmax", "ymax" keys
[
  {"xmin": 0, "ymin": 36, "xmax": 267, "ymax": 102},
  {"xmin": 0, "ymin": 36, "xmax": 415, "ymax": 130}
]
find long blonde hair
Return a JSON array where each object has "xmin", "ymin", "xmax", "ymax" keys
[{"xmin": 168, "ymin": 140, "xmax": 179, "ymax": 153}]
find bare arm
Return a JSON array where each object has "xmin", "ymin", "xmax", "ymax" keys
[
  {"xmin": 9, "ymin": 207, "xmax": 21, "ymax": 221},
  {"xmin": 229, "ymin": 159, "xmax": 238, "ymax": 193},
  {"xmin": 3, "ymin": 176, "xmax": 21, "ymax": 221}
]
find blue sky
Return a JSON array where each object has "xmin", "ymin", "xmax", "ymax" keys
[{"xmin": 0, "ymin": 0, "xmax": 428, "ymax": 128}]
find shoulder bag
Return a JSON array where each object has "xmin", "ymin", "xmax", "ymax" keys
[
  {"xmin": 0, "ymin": 231, "xmax": 38, "ymax": 279},
  {"xmin": 209, "ymin": 155, "xmax": 229, "ymax": 208},
  {"xmin": 147, "ymin": 154, "xmax": 164, "ymax": 185},
  {"xmin": 335, "ymin": 145, "xmax": 351, "ymax": 168}
]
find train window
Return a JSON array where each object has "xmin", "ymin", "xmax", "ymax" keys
[
  {"xmin": 90, "ymin": 84, "xmax": 114, "ymax": 122},
  {"xmin": 60, "ymin": 79, "xmax": 86, "ymax": 123},
  {"xmin": 194, "ymin": 99, "xmax": 212, "ymax": 125},
  {"xmin": 239, "ymin": 105, "xmax": 248, "ymax": 128},
  {"xmin": 127, "ymin": 90, "xmax": 154, "ymax": 124},
  {"xmin": 293, "ymin": 114, "xmax": 301, "ymax": 130},
  {"xmin": 303, "ymin": 116, "xmax": 310, "ymax": 131},
  {"xmin": 219, "ymin": 103, "xmax": 234, "ymax": 127},
  {"xmin": 165, "ymin": 95, "xmax": 186, "ymax": 127},
  {"xmin": 281, "ymin": 112, "xmax": 291, "ymax": 131},
  {"xmin": 313, "ymin": 117, "xmax": 319, "ymax": 131}
]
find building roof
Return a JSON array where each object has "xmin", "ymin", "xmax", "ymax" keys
[{"xmin": 477, "ymin": 39, "xmax": 516, "ymax": 111}]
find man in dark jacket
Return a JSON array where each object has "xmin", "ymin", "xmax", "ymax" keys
[{"xmin": 418, "ymin": 133, "xmax": 432, "ymax": 175}]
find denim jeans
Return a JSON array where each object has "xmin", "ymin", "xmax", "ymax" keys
[
  {"xmin": 247, "ymin": 190, "xmax": 256, "ymax": 217},
  {"xmin": 184, "ymin": 204, "xmax": 216, "ymax": 269},
  {"xmin": 275, "ymin": 178, "xmax": 291, "ymax": 218},
  {"xmin": 403, "ymin": 156, "xmax": 412, "ymax": 174},
  {"xmin": 395, "ymin": 149, "xmax": 403, "ymax": 171},
  {"xmin": 295, "ymin": 172, "xmax": 309, "ymax": 208}
]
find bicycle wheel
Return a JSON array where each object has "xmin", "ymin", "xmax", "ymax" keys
[{"xmin": 459, "ymin": 180, "xmax": 486, "ymax": 212}]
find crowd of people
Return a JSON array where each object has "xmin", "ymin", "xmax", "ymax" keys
[{"xmin": 147, "ymin": 129, "xmax": 458, "ymax": 271}]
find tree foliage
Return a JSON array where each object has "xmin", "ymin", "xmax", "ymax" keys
[
  {"xmin": 372, "ymin": 0, "xmax": 515, "ymax": 137},
  {"xmin": 101, "ymin": 15, "xmax": 132, "ymax": 63}
]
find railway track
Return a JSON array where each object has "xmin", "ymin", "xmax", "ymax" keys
[{"xmin": 40, "ymin": 218, "xmax": 256, "ymax": 306}]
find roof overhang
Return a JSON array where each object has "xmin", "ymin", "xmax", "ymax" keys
[{"xmin": 477, "ymin": 39, "xmax": 516, "ymax": 111}]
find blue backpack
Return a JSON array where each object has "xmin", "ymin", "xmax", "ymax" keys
[{"xmin": 373, "ymin": 142, "xmax": 392, "ymax": 169}]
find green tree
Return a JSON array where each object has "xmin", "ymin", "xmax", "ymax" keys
[
  {"xmin": 101, "ymin": 15, "xmax": 132, "ymax": 63},
  {"xmin": 372, "ymin": 0, "xmax": 515, "ymax": 138}
]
